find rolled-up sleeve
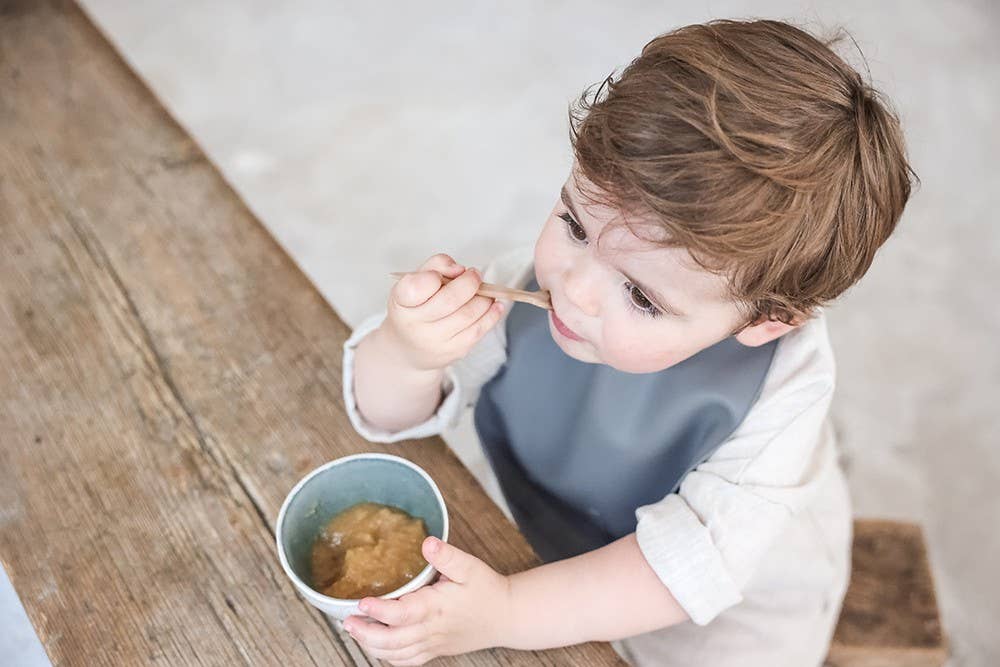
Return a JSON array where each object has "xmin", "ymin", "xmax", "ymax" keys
[
  {"xmin": 634, "ymin": 317, "xmax": 838, "ymax": 625},
  {"xmin": 340, "ymin": 249, "xmax": 526, "ymax": 444},
  {"xmin": 341, "ymin": 310, "xmax": 467, "ymax": 443}
]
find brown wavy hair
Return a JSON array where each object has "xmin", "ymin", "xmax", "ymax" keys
[{"xmin": 568, "ymin": 19, "xmax": 918, "ymax": 328}]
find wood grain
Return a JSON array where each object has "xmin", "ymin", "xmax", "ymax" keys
[
  {"xmin": 0, "ymin": 2, "xmax": 624, "ymax": 665},
  {"xmin": 826, "ymin": 520, "xmax": 947, "ymax": 667}
]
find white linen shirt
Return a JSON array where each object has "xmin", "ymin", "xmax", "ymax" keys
[{"xmin": 342, "ymin": 246, "xmax": 852, "ymax": 662}]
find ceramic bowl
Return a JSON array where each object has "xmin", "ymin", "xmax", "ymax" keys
[{"xmin": 275, "ymin": 453, "xmax": 448, "ymax": 621}]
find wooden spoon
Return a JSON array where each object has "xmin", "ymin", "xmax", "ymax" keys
[{"xmin": 389, "ymin": 271, "xmax": 552, "ymax": 310}]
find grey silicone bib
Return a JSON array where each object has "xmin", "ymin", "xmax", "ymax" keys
[{"xmin": 473, "ymin": 271, "xmax": 777, "ymax": 562}]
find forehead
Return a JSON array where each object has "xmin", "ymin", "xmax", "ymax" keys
[{"xmin": 564, "ymin": 170, "xmax": 733, "ymax": 305}]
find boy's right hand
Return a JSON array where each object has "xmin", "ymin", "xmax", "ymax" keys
[{"xmin": 381, "ymin": 253, "xmax": 505, "ymax": 372}]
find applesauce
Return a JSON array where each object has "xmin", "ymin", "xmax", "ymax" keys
[{"xmin": 310, "ymin": 502, "xmax": 429, "ymax": 599}]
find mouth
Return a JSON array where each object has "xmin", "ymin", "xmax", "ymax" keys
[{"xmin": 550, "ymin": 309, "xmax": 584, "ymax": 342}]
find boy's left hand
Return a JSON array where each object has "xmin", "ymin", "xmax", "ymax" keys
[{"xmin": 342, "ymin": 536, "xmax": 511, "ymax": 666}]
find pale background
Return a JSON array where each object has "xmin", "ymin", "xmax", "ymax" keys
[{"xmin": 4, "ymin": 1, "xmax": 997, "ymax": 665}]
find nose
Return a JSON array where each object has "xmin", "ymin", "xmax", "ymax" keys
[{"xmin": 562, "ymin": 260, "xmax": 602, "ymax": 318}]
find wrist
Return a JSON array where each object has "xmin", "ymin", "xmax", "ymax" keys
[
  {"xmin": 374, "ymin": 323, "xmax": 444, "ymax": 378},
  {"xmin": 494, "ymin": 572, "xmax": 525, "ymax": 650}
]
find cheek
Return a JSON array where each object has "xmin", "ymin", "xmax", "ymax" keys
[
  {"xmin": 601, "ymin": 338, "xmax": 684, "ymax": 373},
  {"xmin": 597, "ymin": 318, "xmax": 700, "ymax": 373},
  {"xmin": 533, "ymin": 219, "xmax": 563, "ymax": 278}
]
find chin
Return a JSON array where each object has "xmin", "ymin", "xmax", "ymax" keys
[{"xmin": 549, "ymin": 323, "xmax": 602, "ymax": 364}]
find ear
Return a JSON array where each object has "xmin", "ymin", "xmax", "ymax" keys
[{"xmin": 734, "ymin": 315, "xmax": 804, "ymax": 347}]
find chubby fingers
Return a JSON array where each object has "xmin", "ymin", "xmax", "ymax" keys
[
  {"xmin": 393, "ymin": 265, "xmax": 466, "ymax": 308},
  {"xmin": 417, "ymin": 253, "xmax": 463, "ymax": 275},
  {"xmin": 419, "ymin": 266, "xmax": 484, "ymax": 322},
  {"xmin": 343, "ymin": 613, "xmax": 426, "ymax": 651},
  {"xmin": 357, "ymin": 593, "xmax": 429, "ymax": 626},
  {"xmin": 421, "ymin": 535, "xmax": 482, "ymax": 584}
]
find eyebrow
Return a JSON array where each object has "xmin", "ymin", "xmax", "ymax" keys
[{"xmin": 560, "ymin": 183, "xmax": 689, "ymax": 318}]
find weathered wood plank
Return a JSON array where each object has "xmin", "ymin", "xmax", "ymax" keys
[
  {"xmin": 827, "ymin": 520, "xmax": 948, "ymax": 667},
  {"xmin": 0, "ymin": 2, "xmax": 624, "ymax": 665}
]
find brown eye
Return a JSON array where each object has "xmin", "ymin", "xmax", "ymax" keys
[
  {"xmin": 625, "ymin": 282, "xmax": 661, "ymax": 318},
  {"xmin": 559, "ymin": 212, "xmax": 587, "ymax": 243},
  {"xmin": 628, "ymin": 284, "xmax": 653, "ymax": 310}
]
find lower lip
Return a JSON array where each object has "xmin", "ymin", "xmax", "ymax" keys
[{"xmin": 550, "ymin": 311, "xmax": 584, "ymax": 342}]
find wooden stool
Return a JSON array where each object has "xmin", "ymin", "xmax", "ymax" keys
[{"xmin": 826, "ymin": 520, "xmax": 947, "ymax": 667}]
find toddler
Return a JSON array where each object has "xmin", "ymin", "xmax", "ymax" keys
[{"xmin": 341, "ymin": 18, "xmax": 914, "ymax": 667}]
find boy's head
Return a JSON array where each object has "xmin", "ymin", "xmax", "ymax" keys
[{"xmin": 534, "ymin": 18, "xmax": 916, "ymax": 373}]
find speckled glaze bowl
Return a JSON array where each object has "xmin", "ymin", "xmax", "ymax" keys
[{"xmin": 275, "ymin": 453, "xmax": 449, "ymax": 621}]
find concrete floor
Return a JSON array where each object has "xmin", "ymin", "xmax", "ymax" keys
[{"xmin": 4, "ymin": 1, "xmax": 997, "ymax": 665}]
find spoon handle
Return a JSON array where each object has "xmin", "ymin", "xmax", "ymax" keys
[{"xmin": 388, "ymin": 271, "xmax": 552, "ymax": 310}]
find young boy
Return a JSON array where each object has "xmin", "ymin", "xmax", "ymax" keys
[{"xmin": 340, "ymin": 18, "xmax": 914, "ymax": 667}]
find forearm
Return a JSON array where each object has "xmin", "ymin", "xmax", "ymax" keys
[
  {"xmin": 352, "ymin": 325, "xmax": 446, "ymax": 433},
  {"xmin": 501, "ymin": 533, "xmax": 688, "ymax": 650}
]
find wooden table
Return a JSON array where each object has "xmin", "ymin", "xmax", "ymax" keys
[{"xmin": 0, "ymin": 3, "xmax": 625, "ymax": 665}]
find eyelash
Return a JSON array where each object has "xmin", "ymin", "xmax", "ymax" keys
[{"xmin": 557, "ymin": 211, "xmax": 662, "ymax": 319}]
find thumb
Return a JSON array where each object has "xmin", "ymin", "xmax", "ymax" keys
[
  {"xmin": 393, "ymin": 271, "xmax": 445, "ymax": 308},
  {"xmin": 422, "ymin": 537, "xmax": 481, "ymax": 585}
]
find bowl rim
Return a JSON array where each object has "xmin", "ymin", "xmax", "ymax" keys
[{"xmin": 274, "ymin": 452, "xmax": 450, "ymax": 606}]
